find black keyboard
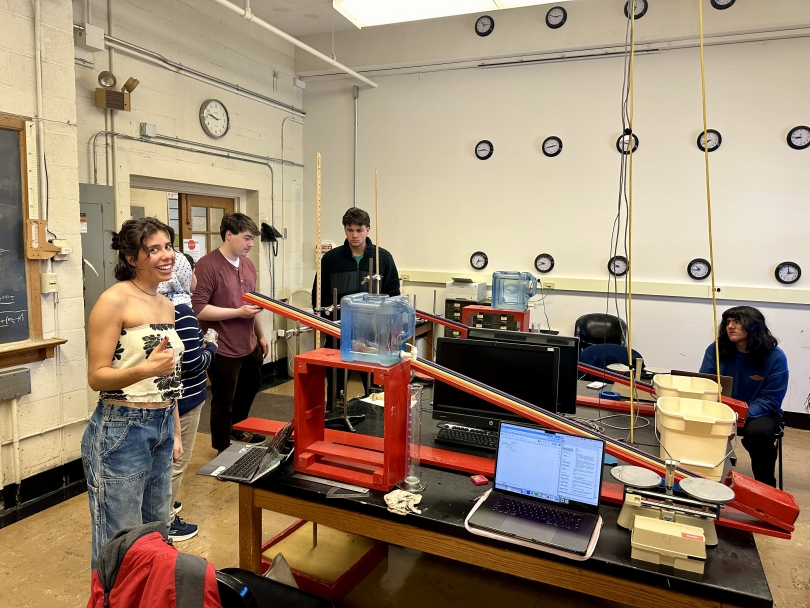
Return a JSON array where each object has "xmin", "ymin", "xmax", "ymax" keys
[
  {"xmin": 435, "ymin": 424, "xmax": 499, "ymax": 451},
  {"xmin": 493, "ymin": 496, "xmax": 583, "ymax": 531},
  {"xmin": 218, "ymin": 446, "xmax": 268, "ymax": 481}
]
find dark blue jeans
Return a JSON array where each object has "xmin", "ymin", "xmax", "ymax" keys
[{"xmin": 81, "ymin": 399, "xmax": 175, "ymax": 570}]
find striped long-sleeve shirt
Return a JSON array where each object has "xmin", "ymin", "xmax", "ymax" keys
[{"xmin": 174, "ymin": 303, "xmax": 217, "ymax": 415}]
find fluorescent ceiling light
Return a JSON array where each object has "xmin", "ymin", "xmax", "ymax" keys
[{"xmin": 333, "ymin": 0, "xmax": 571, "ymax": 29}]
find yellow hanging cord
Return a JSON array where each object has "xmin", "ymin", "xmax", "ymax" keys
[
  {"xmin": 627, "ymin": 6, "xmax": 637, "ymax": 444},
  {"xmin": 697, "ymin": 0, "xmax": 723, "ymax": 400}
]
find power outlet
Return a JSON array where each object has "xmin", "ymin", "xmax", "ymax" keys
[
  {"xmin": 276, "ymin": 329, "xmax": 285, "ymax": 338},
  {"xmin": 542, "ymin": 282, "xmax": 555, "ymax": 290}
]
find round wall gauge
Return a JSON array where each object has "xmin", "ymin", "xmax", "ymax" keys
[
  {"xmin": 535, "ymin": 254, "xmax": 555, "ymax": 273},
  {"xmin": 624, "ymin": 0, "xmax": 648, "ymax": 19},
  {"xmin": 616, "ymin": 133, "xmax": 639, "ymax": 154},
  {"xmin": 542, "ymin": 136, "xmax": 563, "ymax": 157},
  {"xmin": 697, "ymin": 129, "xmax": 722, "ymax": 152},
  {"xmin": 687, "ymin": 258, "xmax": 711, "ymax": 280},
  {"xmin": 475, "ymin": 15, "xmax": 495, "ymax": 37},
  {"xmin": 545, "ymin": 6, "xmax": 567, "ymax": 29},
  {"xmin": 470, "ymin": 251, "xmax": 489, "ymax": 270},
  {"xmin": 787, "ymin": 126, "xmax": 810, "ymax": 150},
  {"xmin": 710, "ymin": 0, "xmax": 735, "ymax": 9},
  {"xmin": 608, "ymin": 255, "xmax": 629, "ymax": 277},
  {"xmin": 775, "ymin": 261, "xmax": 801, "ymax": 285},
  {"xmin": 199, "ymin": 99, "xmax": 230, "ymax": 138},
  {"xmin": 475, "ymin": 140, "xmax": 494, "ymax": 160}
]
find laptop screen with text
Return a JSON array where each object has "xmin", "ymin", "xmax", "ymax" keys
[{"xmin": 494, "ymin": 423, "xmax": 604, "ymax": 509}]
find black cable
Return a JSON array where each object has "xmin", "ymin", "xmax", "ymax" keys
[{"xmin": 43, "ymin": 153, "xmax": 58, "ymax": 240}]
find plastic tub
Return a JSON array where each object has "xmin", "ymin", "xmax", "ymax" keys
[
  {"xmin": 340, "ymin": 293, "xmax": 415, "ymax": 366},
  {"xmin": 655, "ymin": 396, "xmax": 737, "ymax": 481},
  {"xmin": 653, "ymin": 374, "xmax": 719, "ymax": 401},
  {"xmin": 491, "ymin": 271, "xmax": 537, "ymax": 312}
]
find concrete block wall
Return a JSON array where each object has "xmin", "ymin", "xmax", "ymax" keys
[
  {"xmin": 0, "ymin": 0, "xmax": 86, "ymax": 483},
  {"xmin": 74, "ymin": 0, "xmax": 306, "ymax": 365}
]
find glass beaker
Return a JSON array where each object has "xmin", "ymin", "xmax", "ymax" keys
[{"xmin": 397, "ymin": 384, "xmax": 427, "ymax": 492}]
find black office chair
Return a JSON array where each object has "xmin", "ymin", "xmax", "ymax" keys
[{"xmin": 574, "ymin": 313, "xmax": 627, "ymax": 351}]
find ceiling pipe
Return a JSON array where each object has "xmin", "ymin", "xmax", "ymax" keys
[{"xmin": 210, "ymin": 0, "xmax": 378, "ymax": 89}]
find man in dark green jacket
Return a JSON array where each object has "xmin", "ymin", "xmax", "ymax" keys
[{"xmin": 312, "ymin": 207, "xmax": 401, "ymax": 407}]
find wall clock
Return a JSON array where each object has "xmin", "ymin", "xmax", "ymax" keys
[
  {"xmin": 775, "ymin": 262, "xmax": 801, "ymax": 285},
  {"xmin": 475, "ymin": 15, "xmax": 495, "ymax": 37},
  {"xmin": 697, "ymin": 129, "xmax": 722, "ymax": 152},
  {"xmin": 542, "ymin": 136, "xmax": 563, "ymax": 157},
  {"xmin": 545, "ymin": 6, "xmax": 567, "ymax": 29},
  {"xmin": 475, "ymin": 140, "xmax": 494, "ymax": 160},
  {"xmin": 624, "ymin": 0, "xmax": 648, "ymax": 19},
  {"xmin": 535, "ymin": 254, "xmax": 555, "ymax": 273},
  {"xmin": 710, "ymin": 0, "xmax": 735, "ymax": 9},
  {"xmin": 470, "ymin": 251, "xmax": 489, "ymax": 270},
  {"xmin": 687, "ymin": 258, "xmax": 711, "ymax": 280},
  {"xmin": 199, "ymin": 99, "xmax": 229, "ymax": 138},
  {"xmin": 787, "ymin": 126, "xmax": 810, "ymax": 150},
  {"xmin": 616, "ymin": 132, "xmax": 639, "ymax": 154},
  {"xmin": 608, "ymin": 256, "xmax": 629, "ymax": 277}
]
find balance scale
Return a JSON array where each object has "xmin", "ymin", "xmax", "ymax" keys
[{"xmin": 611, "ymin": 462, "xmax": 735, "ymax": 547}]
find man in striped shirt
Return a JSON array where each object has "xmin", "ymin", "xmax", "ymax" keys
[{"xmin": 159, "ymin": 253, "xmax": 217, "ymax": 541}]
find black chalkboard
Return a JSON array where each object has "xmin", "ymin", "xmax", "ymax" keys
[{"xmin": 0, "ymin": 128, "xmax": 30, "ymax": 343}]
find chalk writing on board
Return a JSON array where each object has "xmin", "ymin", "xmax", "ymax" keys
[
  {"xmin": 0, "ymin": 248, "xmax": 9, "ymax": 259},
  {"xmin": 0, "ymin": 295, "xmax": 15, "ymax": 305},
  {"xmin": 0, "ymin": 311, "xmax": 26, "ymax": 328}
]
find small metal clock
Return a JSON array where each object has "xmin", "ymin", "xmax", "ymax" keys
[
  {"xmin": 775, "ymin": 262, "xmax": 801, "ymax": 285},
  {"xmin": 535, "ymin": 254, "xmax": 555, "ymax": 273},
  {"xmin": 542, "ymin": 136, "xmax": 563, "ymax": 157},
  {"xmin": 475, "ymin": 140, "xmax": 494, "ymax": 160},
  {"xmin": 697, "ymin": 129, "xmax": 722, "ymax": 152},
  {"xmin": 545, "ymin": 6, "xmax": 567, "ymax": 29},
  {"xmin": 624, "ymin": 0, "xmax": 648, "ymax": 19},
  {"xmin": 470, "ymin": 251, "xmax": 489, "ymax": 270},
  {"xmin": 687, "ymin": 258, "xmax": 711, "ymax": 280},
  {"xmin": 616, "ymin": 133, "xmax": 639, "ymax": 155},
  {"xmin": 787, "ymin": 126, "xmax": 810, "ymax": 150},
  {"xmin": 199, "ymin": 99, "xmax": 230, "ymax": 138},
  {"xmin": 710, "ymin": 0, "xmax": 735, "ymax": 9},
  {"xmin": 608, "ymin": 256, "xmax": 629, "ymax": 277},
  {"xmin": 475, "ymin": 15, "xmax": 495, "ymax": 37}
]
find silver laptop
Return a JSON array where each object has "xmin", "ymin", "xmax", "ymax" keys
[{"xmin": 468, "ymin": 422, "xmax": 604, "ymax": 555}]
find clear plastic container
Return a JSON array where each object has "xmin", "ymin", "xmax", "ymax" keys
[
  {"xmin": 339, "ymin": 293, "xmax": 416, "ymax": 366},
  {"xmin": 491, "ymin": 271, "xmax": 537, "ymax": 311},
  {"xmin": 655, "ymin": 396, "xmax": 737, "ymax": 481}
]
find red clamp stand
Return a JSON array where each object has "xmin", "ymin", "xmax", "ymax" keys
[
  {"xmin": 461, "ymin": 304, "xmax": 531, "ymax": 332},
  {"xmin": 293, "ymin": 348, "xmax": 410, "ymax": 491}
]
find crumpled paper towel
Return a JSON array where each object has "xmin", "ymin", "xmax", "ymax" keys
[{"xmin": 384, "ymin": 489, "xmax": 422, "ymax": 515}]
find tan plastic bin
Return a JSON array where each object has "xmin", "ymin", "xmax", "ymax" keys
[
  {"xmin": 655, "ymin": 396, "xmax": 737, "ymax": 481},
  {"xmin": 653, "ymin": 374, "xmax": 719, "ymax": 401}
]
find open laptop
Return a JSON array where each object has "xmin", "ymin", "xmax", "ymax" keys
[{"xmin": 468, "ymin": 422, "xmax": 604, "ymax": 555}]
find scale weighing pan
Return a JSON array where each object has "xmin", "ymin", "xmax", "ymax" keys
[
  {"xmin": 611, "ymin": 465, "xmax": 662, "ymax": 489},
  {"xmin": 678, "ymin": 477, "xmax": 735, "ymax": 504}
]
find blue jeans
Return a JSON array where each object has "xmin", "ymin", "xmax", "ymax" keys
[{"xmin": 81, "ymin": 399, "xmax": 175, "ymax": 570}]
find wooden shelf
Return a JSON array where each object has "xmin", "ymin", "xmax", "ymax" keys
[{"xmin": 0, "ymin": 338, "xmax": 67, "ymax": 369}]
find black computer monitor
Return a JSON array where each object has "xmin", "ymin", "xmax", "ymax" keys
[
  {"xmin": 432, "ymin": 337, "xmax": 559, "ymax": 429},
  {"xmin": 465, "ymin": 328, "xmax": 579, "ymax": 415}
]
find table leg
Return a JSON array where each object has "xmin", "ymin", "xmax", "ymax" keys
[{"xmin": 239, "ymin": 483, "xmax": 262, "ymax": 572}]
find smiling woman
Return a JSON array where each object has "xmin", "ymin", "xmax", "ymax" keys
[{"xmin": 81, "ymin": 217, "xmax": 186, "ymax": 570}]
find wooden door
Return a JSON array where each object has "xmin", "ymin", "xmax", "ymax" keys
[{"xmin": 179, "ymin": 194, "xmax": 234, "ymax": 262}]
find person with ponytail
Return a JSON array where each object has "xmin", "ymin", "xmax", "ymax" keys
[
  {"xmin": 81, "ymin": 218, "xmax": 185, "ymax": 570},
  {"xmin": 700, "ymin": 306, "xmax": 788, "ymax": 487}
]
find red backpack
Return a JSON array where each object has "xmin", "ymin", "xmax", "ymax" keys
[{"xmin": 87, "ymin": 522, "xmax": 221, "ymax": 608}]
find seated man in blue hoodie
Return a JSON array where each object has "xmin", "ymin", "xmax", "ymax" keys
[{"xmin": 700, "ymin": 306, "xmax": 788, "ymax": 487}]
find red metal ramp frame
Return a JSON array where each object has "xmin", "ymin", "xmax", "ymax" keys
[{"xmin": 243, "ymin": 292, "xmax": 799, "ymax": 538}]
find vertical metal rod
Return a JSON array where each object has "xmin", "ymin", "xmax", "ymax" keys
[
  {"xmin": 343, "ymin": 367, "xmax": 350, "ymax": 420},
  {"xmin": 313, "ymin": 522, "xmax": 318, "ymax": 548},
  {"xmin": 331, "ymin": 288, "xmax": 338, "ymax": 412},
  {"xmin": 353, "ymin": 86, "xmax": 359, "ymax": 207},
  {"xmin": 315, "ymin": 153, "xmax": 322, "ymax": 348},
  {"xmin": 368, "ymin": 259, "xmax": 374, "ymax": 294},
  {"xmin": 433, "ymin": 290, "xmax": 437, "ymax": 315},
  {"xmin": 374, "ymin": 169, "xmax": 380, "ymax": 294}
]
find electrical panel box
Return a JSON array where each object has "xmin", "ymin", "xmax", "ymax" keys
[
  {"xmin": 74, "ymin": 23, "xmax": 105, "ymax": 52},
  {"xmin": 0, "ymin": 368, "xmax": 32, "ymax": 400}
]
